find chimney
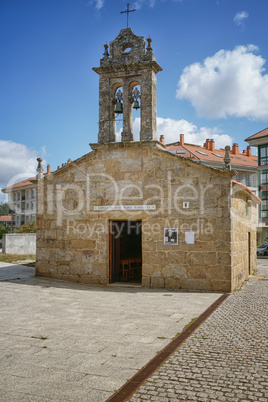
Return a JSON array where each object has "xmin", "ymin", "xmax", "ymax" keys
[
  {"xmin": 243, "ymin": 150, "xmax": 246, "ymax": 154},
  {"xmin": 180, "ymin": 134, "xmax": 184, "ymax": 146},
  {"xmin": 47, "ymin": 164, "xmax": 51, "ymax": 174},
  {"xmin": 210, "ymin": 139, "xmax": 215, "ymax": 152},
  {"xmin": 232, "ymin": 143, "xmax": 239, "ymax": 155},
  {"xmin": 159, "ymin": 135, "xmax": 165, "ymax": 144},
  {"xmin": 246, "ymin": 146, "xmax": 251, "ymax": 157},
  {"xmin": 205, "ymin": 139, "xmax": 210, "ymax": 149}
]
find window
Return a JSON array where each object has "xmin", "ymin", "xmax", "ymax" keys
[
  {"xmin": 259, "ymin": 145, "xmax": 268, "ymax": 166},
  {"xmin": 32, "ymin": 189, "xmax": 36, "ymax": 199},
  {"xmin": 260, "ymin": 170, "xmax": 268, "ymax": 185},
  {"xmin": 31, "ymin": 202, "xmax": 36, "ymax": 211},
  {"xmin": 26, "ymin": 191, "xmax": 29, "ymax": 200},
  {"xmin": 235, "ymin": 174, "xmax": 242, "ymax": 183},
  {"xmin": 26, "ymin": 203, "xmax": 29, "ymax": 210},
  {"xmin": 246, "ymin": 174, "xmax": 255, "ymax": 187},
  {"xmin": 31, "ymin": 215, "xmax": 36, "ymax": 221},
  {"xmin": 259, "ymin": 170, "xmax": 268, "ymax": 218},
  {"xmin": 261, "ymin": 191, "xmax": 268, "ymax": 200},
  {"xmin": 17, "ymin": 192, "xmax": 21, "ymax": 201},
  {"xmin": 212, "ymin": 153, "xmax": 223, "ymax": 158},
  {"xmin": 14, "ymin": 193, "xmax": 17, "ymax": 201}
]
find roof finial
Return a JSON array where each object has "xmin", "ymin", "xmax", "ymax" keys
[
  {"xmin": 147, "ymin": 37, "xmax": 153, "ymax": 52},
  {"xmin": 223, "ymin": 145, "xmax": 231, "ymax": 171},
  {"xmin": 120, "ymin": 3, "xmax": 136, "ymax": 28},
  {"xmin": 36, "ymin": 157, "xmax": 44, "ymax": 180}
]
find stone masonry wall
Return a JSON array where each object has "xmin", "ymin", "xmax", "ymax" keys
[
  {"xmin": 231, "ymin": 189, "xmax": 258, "ymax": 291},
  {"xmin": 36, "ymin": 142, "xmax": 235, "ymax": 292}
]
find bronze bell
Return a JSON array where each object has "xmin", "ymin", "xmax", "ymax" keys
[
  {"xmin": 115, "ymin": 101, "xmax": 123, "ymax": 114},
  {"xmin": 133, "ymin": 100, "xmax": 140, "ymax": 110}
]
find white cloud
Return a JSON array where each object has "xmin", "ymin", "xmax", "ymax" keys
[
  {"xmin": 133, "ymin": 0, "xmax": 181, "ymax": 9},
  {"xmin": 0, "ymin": 188, "xmax": 7, "ymax": 204},
  {"xmin": 234, "ymin": 11, "xmax": 249, "ymax": 27},
  {"xmin": 176, "ymin": 45, "xmax": 268, "ymax": 120},
  {"xmin": 0, "ymin": 140, "xmax": 46, "ymax": 199},
  {"xmin": 90, "ymin": 0, "xmax": 182, "ymax": 11},
  {"xmin": 133, "ymin": 0, "xmax": 151, "ymax": 9},
  {"xmin": 95, "ymin": 0, "xmax": 104, "ymax": 10},
  {"xmin": 131, "ymin": 117, "xmax": 232, "ymax": 148}
]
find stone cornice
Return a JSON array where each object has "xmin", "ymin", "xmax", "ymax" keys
[
  {"xmin": 89, "ymin": 140, "xmax": 165, "ymax": 151},
  {"xmin": 93, "ymin": 60, "xmax": 163, "ymax": 75}
]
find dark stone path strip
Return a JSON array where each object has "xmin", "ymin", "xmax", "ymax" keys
[{"xmin": 106, "ymin": 293, "xmax": 229, "ymax": 402}]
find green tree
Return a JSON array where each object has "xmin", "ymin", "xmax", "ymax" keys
[
  {"xmin": 0, "ymin": 223, "xmax": 8, "ymax": 239},
  {"xmin": 15, "ymin": 220, "xmax": 36, "ymax": 233},
  {"xmin": 0, "ymin": 203, "xmax": 10, "ymax": 215}
]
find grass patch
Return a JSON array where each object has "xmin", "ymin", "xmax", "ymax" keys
[
  {"xmin": 0, "ymin": 254, "xmax": 36, "ymax": 264},
  {"xmin": 31, "ymin": 336, "xmax": 48, "ymax": 340},
  {"xmin": 182, "ymin": 317, "xmax": 198, "ymax": 332}
]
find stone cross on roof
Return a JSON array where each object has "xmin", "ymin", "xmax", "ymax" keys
[{"xmin": 120, "ymin": 3, "xmax": 136, "ymax": 28}]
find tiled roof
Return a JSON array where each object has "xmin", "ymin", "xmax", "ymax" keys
[
  {"xmin": 0, "ymin": 216, "xmax": 11, "ymax": 222},
  {"xmin": 166, "ymin": 143, "xmax": 257, "ymax": 168},
  {"xmin": 245, "ymin": 127, "xmax": 268, "ymax": 141},
  {"xmin": 232, "ymin": 180, "xmax": 261, "ymax": 204},
  {"xmin": 1, "ymin": 177, "xmax": 36, "ymax": 192}
]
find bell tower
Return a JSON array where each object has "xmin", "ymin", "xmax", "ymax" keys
[{"xmin": 93, "ymin": 28, "xmax": 162, "ymax": 143}]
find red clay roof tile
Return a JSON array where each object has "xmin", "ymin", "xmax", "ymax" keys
[
  {"xmin": 166, "ymin": 143, "xmax": 257, "ymax": 168},
  {"xmin": 245, "ymin": 127, "xmax": 268, "ymax": 141}
]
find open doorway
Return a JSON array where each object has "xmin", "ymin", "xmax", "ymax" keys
[{"xmin": 109, "ymin": 220, "xmax": 142, "ymax": 284}]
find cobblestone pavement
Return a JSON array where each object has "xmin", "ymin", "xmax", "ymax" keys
[{"xmin": 129, "ymin": 261, "xmax": 268, "ymax": 402}]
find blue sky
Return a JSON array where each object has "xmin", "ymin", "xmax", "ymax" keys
[{"xmin": 1, "ymin": 0, "xmax": 268, "ymax": 200}]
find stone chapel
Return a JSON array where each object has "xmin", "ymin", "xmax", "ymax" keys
[{"xmin": 35, "ymin": 27, "xmax": 259, "ymax": 292}]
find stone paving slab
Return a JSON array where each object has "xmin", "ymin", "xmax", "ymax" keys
[
  {"xmin": 129, "ymin": 261, "xmax": 268, "ymax": 402},
  {"xmin": 0, "ymin": 262, "xmax": 221, "ymax": 401}
]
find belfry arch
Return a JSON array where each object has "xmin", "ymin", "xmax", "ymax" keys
[
  {"xmin": 131, "ymin": 83, "xmax": 141, "ymax": 140},
  {"xmin": 93, "ymin": 28, "xmax": 162, "ymax": 144}
]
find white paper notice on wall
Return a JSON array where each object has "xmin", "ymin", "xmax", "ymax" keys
[
  {"xmin": 183, "ymin": 202, "xmax": 189, "ymax": 209},
  {"xmin": 185, "ymin": 231, "xmax": 195, "ymax": 244}
]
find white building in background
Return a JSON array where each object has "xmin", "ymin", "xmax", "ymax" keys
[
  {"xmin": 2, "ymin": 177, "xmax": 37, "ymax": 228},
  {"xmin": 165, "ymin": 135, "xmax": 263, "ymax": 241},
  {"xmin": 246, "ymin": 127, "xmax": 268, "ymax": 244},
  {"xmin": 1, "ymin": 165, "xmax": 51, "ymax": 228}
]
